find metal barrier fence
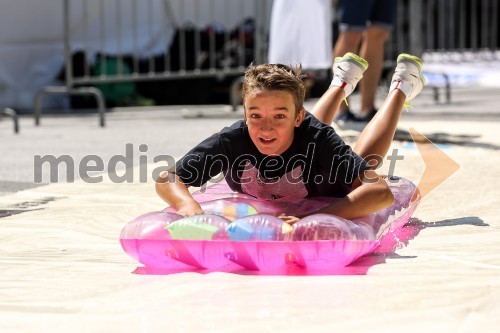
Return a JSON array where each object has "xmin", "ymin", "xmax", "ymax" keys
[
  {"xmin": 34, "ymin": 0, "xmax": 270, "ymax": 127},
  {"xmin": 381, "ymin": 0, "xmax": 499, "ymax": 103},
  {"xmin": 1, "ymin": 108, "xmax": 19, "ymax": 134},
  {"xmin": 35, "ymin": 0, "xmax": 499, "ymax": 126},
  {"xmin": 385, "ymin": 0, "xmax": 498, "ymax": 60}
]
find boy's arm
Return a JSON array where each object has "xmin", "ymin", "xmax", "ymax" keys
[
  {"xmin": 313, "ymin": 169, "xmax": 394, "ymax": 220},
  {"xmin": 155, "ymin": 171, "xmax": 203, "ymax": 216}
]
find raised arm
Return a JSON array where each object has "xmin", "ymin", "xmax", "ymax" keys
[{"xmin": 155, "ymin": 171, "xmax": 203, "ymax": 216}]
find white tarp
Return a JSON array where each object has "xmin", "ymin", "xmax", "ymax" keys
[{"xmin": 1, "ymin": 111, "xmax": 499, "ymax": 332}]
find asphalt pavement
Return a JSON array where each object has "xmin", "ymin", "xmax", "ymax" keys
[{"xmin": 1, "ymin": 85, "xmax": 498, "ymax": 197}]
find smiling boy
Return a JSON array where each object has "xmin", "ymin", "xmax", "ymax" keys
[{"xmin": 156, "ymin": 53, "xmax": 425, "ymax": 222}]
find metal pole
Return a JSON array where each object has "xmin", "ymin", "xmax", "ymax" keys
[
  {"xmin": 396, "ymin": 1, "xmax": 406, "ymax": 53},
  {"xmin": 449, "ymin": 0, "xmax": 455, "ymax": 50},
  {"xmin": 83, "ymin": 0, "xmax": 89, "ymax": 77},
  {"xmin": 438, "ymin": 0, "xmax": 446, "ymax": 50},
  {"xmin": 427, "ymin": 0, "xmax": 435, "ymax": 51},
  {"xmin": 471, "ymin": 0, "xmax": 478, "ymax": 50},
  {"xmin": 209, "ymin": 0, "xmax": 216, "ymax": 70},
  {"xmin": 3, "ymin": 108, "xmax": 19, "ymax": 134},
  {"xmin": 481, "ymin": 0, "xmax": 488, "ymax": 49},
  {"xmin": 164, "ymin": 0, "xmax": 172, "ymax": 73},
  {"xmin": 100, "ymin": 0, "xmax": 106, "ymax": 77},
  {"xmin": 117, "ymin": 0, "xmax": 123, "ymax": 76},
  {"xmin": 179, "ymin": 0, "xmax": 186, "ymax": 71},
  {"xmin": 223, "ymin": 0, "xmax": 230, "ymax": 70},
  {"xmin": 64, "ymin": 0, "xmax": 73, "ymax": 89},
  {"xmin": 254, "ymin": 0, "xmax": 264, "ymax": 64},
  {"xmin": 409, "ymin": 0, "xmax": 423, "ymax": 56},
  {"xmin": 459, "ymin": 0, "xmax": 465, "ymax": 51},
  {"xmin": 194, "ymin": 0, "xmax": 201, "ymax": 71},
  {"xmin": 492, "ymin": 0, "xmax": 498, "ymax": 53},
  {"xmin": 148, "ymin": 0, "xmax": 155, "ymax": 74}
]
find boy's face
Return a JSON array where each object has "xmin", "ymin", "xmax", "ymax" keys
[{"xmin": 244, "ymin": 90, "xmax": 305, "ymax": 156}]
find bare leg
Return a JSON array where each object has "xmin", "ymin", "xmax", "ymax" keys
[
  {"xmin": 359, "ymin": 26, "xmax": 390, "ymax": 116},
  {"xmin": 333, "ymin": 31, "xmax": 363, "ymax": 57},
  {"xmin": 313, "ymin": 52, "xmax": 369, "ymax": 124},
  {"xmin": 353, "ymin": 89, "xmax": 406, "ymax": 161},
  {"xmin": 355, "ymin": 51, "xmax": 426, "ymax": 163},
  {"xmin": 333, "ymin": 31, "xmax": 363, "ymax": 113},
  {"xmin": 310, "ymin": 86, "xmax": 345, "ymax": 125}
]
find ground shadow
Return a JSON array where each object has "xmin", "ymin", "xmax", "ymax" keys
[
  {"xmin": 419, "ymin": 216, "xmax": 487, "ymax": 227},
  {"xmin": 394, "ymin": 129, "xmax": 500, "ymax": 150},
  {"xmin": 0, "ymin": 196, "xmax": 63, "ymax": 220},
  {"xmin": 344, "ymin": 129, "xmax": 500, "ymax": 150}
]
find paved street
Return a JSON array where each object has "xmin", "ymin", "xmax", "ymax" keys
[{"xmin": 1, "ymin": 84, "xmax": 500, "ymax": 333}]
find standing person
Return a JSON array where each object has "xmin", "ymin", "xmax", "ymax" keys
[
  {"xmin": 156, "ymin": 52, "xmax": 425, "ymax": 223},
  {"xmin": 334, "ymin": 0, "xmax": 397, "ymax": 125},
  {"xmin": 268, "ymin": 0, "xmax": 332, "ymax": 70}
]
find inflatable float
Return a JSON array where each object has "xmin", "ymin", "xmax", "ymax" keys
[{"xmin": 120, "ymin": 176, "xmax": 420, "ymax": 271}]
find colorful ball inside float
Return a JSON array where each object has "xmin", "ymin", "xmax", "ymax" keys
[
  {"xmin": 165, "ymin": 214, "xmax": 231, "ymax": 240},
  {"xmin": 200, "ymin": 199, "xmax": 258, "ymax": 221},
  {"xmin": 226, "ymin": 214, "xmax": 293, "ymax": 241}
]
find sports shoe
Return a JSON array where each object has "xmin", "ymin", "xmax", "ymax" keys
[
  {"xmin": 335, "ymin": 108, "xmax": 377, "ymax": 132},
  {"xmin": 331, "ymin": 53, "xmax": 369, "ymax": 98},
  {"xmin": 358, "ymin": 108, "xmax": 377, "ymax": 122},
  {"xmin": 389, "ymin": 54, "xmax": 426, "ymax": 101},
  {"xmin": 334, "ymin": 109, "xmax": 362, "ymax": 122}
]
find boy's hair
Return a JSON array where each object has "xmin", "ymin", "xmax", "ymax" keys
[{"xmin": 242, "ymin": 63, "xmax": 306, "ymax": 116}]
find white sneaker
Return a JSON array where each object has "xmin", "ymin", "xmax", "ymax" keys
[
  {"xmin": 331, "ymin": 52, "xmax": 369, "ymax": 97},
  {"xmin": 389, "ymin": 54, "xmax": 426, "ymax": 101}
]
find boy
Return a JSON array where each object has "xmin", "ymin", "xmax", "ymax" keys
[{"xmin": 156, "ymin": 53, "xmax": 425, "ymax": 223}]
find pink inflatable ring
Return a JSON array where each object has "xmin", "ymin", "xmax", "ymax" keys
[{"xmin": 120, "ymin": 176, "xmax": 420, "ymax": 271}]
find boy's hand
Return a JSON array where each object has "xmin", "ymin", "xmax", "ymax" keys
[
  {"xmin": 176, "ymin": 201, "xmax": 204, "ymax": 217},
  {"xmin": 278, "ymin": 214, "xmax": 301, "ymax": 225}
]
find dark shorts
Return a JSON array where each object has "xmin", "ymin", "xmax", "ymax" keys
[{"xmin": 338, "ymin": 0, "xmax": 396, "ymax": 31}]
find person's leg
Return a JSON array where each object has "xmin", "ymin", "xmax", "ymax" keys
[
  {"xmin": 358, "ymin": 26, "xmax": 390, "ymax": 116},
  {"xmin": 333, "ymin": 0, "xmax": 371, "ymax": 116},
  {"xmin": 310, "ymin": 86, "xmax": 346, "ymax": 125},
  {"xmin": 311, "ymin": 53, "xmax": 368, "ymax": 124},
  {"xmin": 353, "ymin": 89, "xmax": 405, "ymax": 162},
  {"xmin": 332, "ymin": 31, "xmax": 363, "ymax": 117},
  {"xmin": 354, "ymin": 54, "xmax": 425, "ymax": 162},
  {"xmin": 334, "ymin": 0, "xmax": 371, "ymax": 57},
  {"xmin": 333, "ymin": 31, "xmax": 363, "ymax": 58}
]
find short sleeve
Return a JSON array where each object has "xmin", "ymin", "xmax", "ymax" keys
[
  {"xmin": 174, "ymin": 133, "xmax": 229, "ymax": 187},
  {"xmin": 317, "ymin": 130, "xmax": 369, "ymax": 186}
]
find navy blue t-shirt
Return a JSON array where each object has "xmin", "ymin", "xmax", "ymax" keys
[{"xmin": 175, "ymin": 112, "xmax": 368, "ymax": 200}]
